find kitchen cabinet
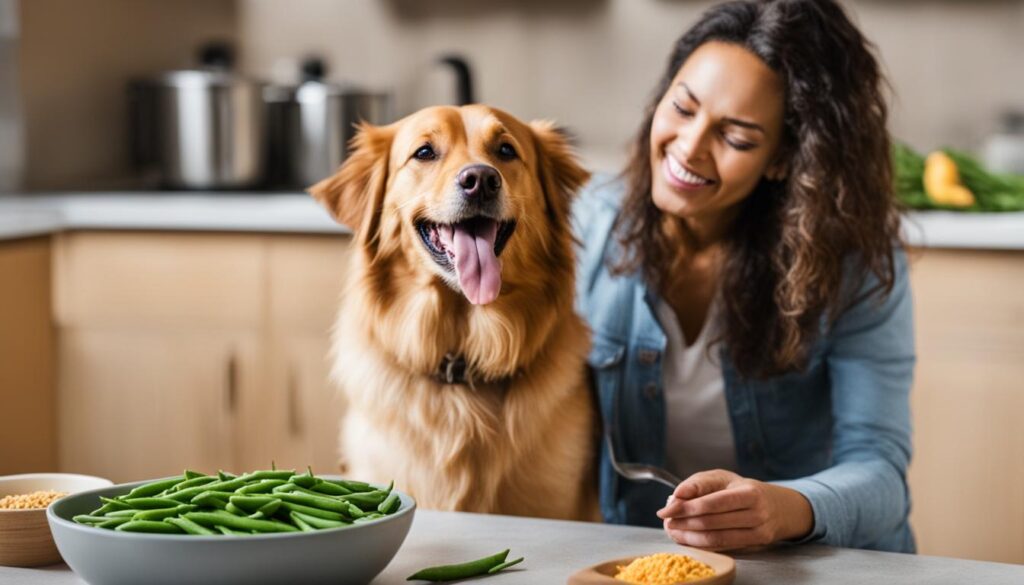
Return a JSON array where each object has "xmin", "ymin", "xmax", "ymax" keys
[
  {"xmin": 906, "ymin": 248, "xmax": 1024, "ymax": 564},
  {"xmin": 0, "ymin": 236, "xmax": 56, "ymax": 474},
  {"xmin": 57, "ymin": 328, "xmax": 250, "ymax": 482},
  {"xmin": 237, "ymin": 236, "xmax": 350, "ymax": 474},
  {"xmin": 52, "ymin": 231, "xmax": 350, "ymax": 483}
]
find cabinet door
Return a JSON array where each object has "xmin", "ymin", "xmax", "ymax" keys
[
  {"xmin": 236, "ymin": 235, "xmax": 350, "ymax": 474},
  {"xmin": 907, "ymin": 249, "xmax": 1024, "ymax": 564},
  {"xmin": 58, "ymin": 328, "xmax": 259, "ymax": 483},
  {"xmin": 238, "ymin": 333, "xmax": 345, "ymax": 474},
  {"xmin": 0, "ymin": 237, "xmax": 55, "ymax": 474}
]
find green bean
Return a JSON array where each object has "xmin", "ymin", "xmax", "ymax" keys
[
  {"xmin": 310, "ymin": 480, "xmax": 352, "ymax": 496},
  {"xmin": 164, "ymin": 516, "xmax": 215, "ymax": 536},
  {"xmin": 279, "ymin": 501, "xmax": 348, "ymax": 521},
  {"xmin": 341, "ymin": 490, "xmax": 388, "ymax": 510},
  {"xmin": 215, "ymin": 525, "xmax": 248, "ymax": 536},
  {"xmin": 168, "ymin": 479, "xmax": 245, "ymax": 502},
  {"xmin": 290, "ymin": 510, "xmax": 348, "ymax": 530},
  {"xmin": 97, "ymin": 518, "xmax": 131, "ymax": 529},
  {"xmin": 184, "ymin": 511, "xmax": 299, "ymax": 533},
  {"xmin": 345, "ymin": 502, "xmax": 365, "ymax": 519},
  {"xmin": 184, "ymin": 469, "xmax": 206, "ymax": 480},
  {"xmin": 132, "ymin": 505, "xmax": 196, "ymax": 522},
  {"xmin": 335, "ymin": 479, "xmax": 375, "ymax": 493},
  {"xmin": 289, "ymin": 512, "xmax": 316, "ymax": 532},
  {"xmin": 378, "ymin": 491, "xmax": 401, "ymax": 514},
  {"xmin": 353, "ymin": 513, "xmax": 385, "ymax": 524},
  {"xmin": 191, "ymin": 491, "xmax": 231, "ymax": 510},
  {"xmin": 237, "ymin": 470, "xmax": 295, "ymax": 482},
  {"xmin": 121, "ymin": 497, "xmax": 182, "ymax": 510},
  {"xmin": 73, "ymin": 514, "xmax": 114, "ymax": 524},
  {"xmin": 116, "ymin": 520, "xmax": 185, "ymax": 534},
  {"xmin": 275, "ymin": 482, "xmax": 338, "ymax": 499},
  {"xmin": 125, "ymin": 476, "xmax": 186, "ymax": 498},
  {"xmin": 275, "ymin": 491, "xmax": 349, "ymax": 513},
  {"xmin": 488, "ymin": 557, "xmax": 524, "ymax": 574},
  {"xmin": 225, "ymin": 502, "xmax": 248, "ymax": 516},
  {"xmin": 217, "ymin": 470, "xmax": 237, "ymax": 481},
  {"xmin": 165, "ymin": 475, "xmax": 216, "ymax": 493},
  {"xmin": 90, "ymin": 503, "xmax": 123, "ymax": 516},
  {"xmin": 228, "ymin": 495, "xmax": 278, "ymax": 513},
  {"xmin": 104, "ymin": 509, "xmax": 140, "ymax": 518},
  {"xmin": 97, "ymin": 497, "xmax": 132, "ymax": 511},
  {"xmin": 406, "ymin": 550, "xmax": 510, "ymax": 582},
  {"xmin": 291, "ymin": 468, "xmax": 318, "ymax": 489},
  {"xmin": 237, "ymin": 479, "xmax": 288, "ymax": 494},
  {"xmin": 257, "ymin": 500, "xmax": 281, "ymax": 516}
]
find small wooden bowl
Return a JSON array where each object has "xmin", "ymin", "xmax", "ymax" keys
[
  {"xmin": 0, "ymin": 473, "xmax": 112, "ymax": 567},
  {"xmin": 568, "ymin": 547, "xmax": 735, "ymax": 585}
]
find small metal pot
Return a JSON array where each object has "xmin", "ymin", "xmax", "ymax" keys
[
  {"xmin": 263, "ymin": 58, "xmax": 392, "ymax": 189},
  {"xmin": 291, "ymin": 82, "xmax": 390, "ymax": 187},
  {"xmin": 129, "ymin": 44, "xmax": 268, "ymax": 190}
]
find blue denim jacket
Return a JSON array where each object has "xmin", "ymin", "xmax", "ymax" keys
[{"xmin": 573, "ymin": 175, "xmax": 916, "ymax": 553}]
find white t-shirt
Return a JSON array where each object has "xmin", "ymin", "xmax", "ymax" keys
[{"xmin": 654, "ymin": 298, "xmax": 737, "ymax": 481}]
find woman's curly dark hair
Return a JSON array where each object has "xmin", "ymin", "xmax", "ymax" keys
[{"xmin": 614, "ymin": 0, "xmax": 900, "ymax": 379}]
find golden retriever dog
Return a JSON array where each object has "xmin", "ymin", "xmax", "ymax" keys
[{"xmin": 310, "ymin": 105, "xmax": 597, "ymax": 519}]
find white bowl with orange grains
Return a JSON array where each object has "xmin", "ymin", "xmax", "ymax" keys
[{"xmin": 0, "ymin": 473, "xmax": 113, "ymax": 567}]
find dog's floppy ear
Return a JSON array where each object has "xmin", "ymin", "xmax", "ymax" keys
[
  {"xmin": 529, "ymin": 120, "xmax": 591, "ymax": 228},
  {"xmin": 309, "ymin": 122, "xmax": 395, "ymax": 250}
]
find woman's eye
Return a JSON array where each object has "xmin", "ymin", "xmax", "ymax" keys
[
  {"xmin": 497, "ymin": 143, "xmax": 518, "ymax": 160},
  {"xmin": 413, "ymin": 144, "xmax": 437, "ymax": 161},
  {"xmin": 672, "ymin": 102, "xmax": 694, "ymax": 118},
  {"xmin": 724, "ymin": 137, "xmax": 756, "ymax": 151}
]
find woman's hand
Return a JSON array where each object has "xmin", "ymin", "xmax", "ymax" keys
[{"xmin": 655, "ymin": 469, "xmax": 814, "ymax": 551}]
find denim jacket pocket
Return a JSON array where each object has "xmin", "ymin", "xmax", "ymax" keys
[
  {"xmin": 587, "ymin": 336, "xmax": 625, "ymax": 421},
  {"xmin": 588, "ymin": 337, "xmax": 626, "ymax": 370}
]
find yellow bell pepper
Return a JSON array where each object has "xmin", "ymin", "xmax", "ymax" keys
[{"xmin": 923, "ymin": 151, "xmax": 976, "ymax": 208}]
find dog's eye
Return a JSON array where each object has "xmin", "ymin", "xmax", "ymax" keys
[
  {"xmin": 497, "ymin": 143, "xmax": 518, "ymax": 161},
  {"xmin": 413, "ymin": 144, "xmax": 437, "ymax": 161}
]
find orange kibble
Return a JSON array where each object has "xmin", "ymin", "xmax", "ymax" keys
[{"xmin": 614, "ymin": 552, "xmax": 715, "ymax": 584}]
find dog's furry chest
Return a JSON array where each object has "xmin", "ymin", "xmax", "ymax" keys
[{"xmin": 332, "ymin": 325, "xmax": 596, "ymax": 519}]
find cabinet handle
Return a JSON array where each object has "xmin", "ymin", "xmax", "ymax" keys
[
  {"xmin": 287, "ymin": 366, "xmax": 303, "ymax": 437},
  {"xmin": 226, "ymin": 353, "xmax": 238, "ymax": 413}
]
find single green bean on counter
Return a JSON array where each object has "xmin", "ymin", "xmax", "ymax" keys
[
  {"xmin": 406, "ymin": 549, "xmax": 525, "ymax": 582},
  {"xmin": 72, "ymin": 467, "xmax": 403, "ymax": 536}
]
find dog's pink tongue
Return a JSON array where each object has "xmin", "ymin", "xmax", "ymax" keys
[{"xmin": 452, "ymin": 220, "xmax": 501, "ymax": 305}]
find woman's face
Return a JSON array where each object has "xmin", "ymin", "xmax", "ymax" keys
[{"xmin": 650, "ymin": 41, "xmax": 786, "ymax": 228}]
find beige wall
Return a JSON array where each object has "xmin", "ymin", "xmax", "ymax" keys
[
  {"xmin": 18, "ymin": 0, "xmax": 237, "ymax": 189},
  {"xmin": 237, "ymin": 0, "xmax": 1024, "ymax": 172}
]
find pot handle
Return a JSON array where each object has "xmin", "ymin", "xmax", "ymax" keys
[{"xmin": 438, "ymin": 55, "xmax": 474, "ymax": 106}]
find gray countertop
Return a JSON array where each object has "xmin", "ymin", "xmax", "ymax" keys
[
  {"xmin": 2, "ymin": 192, "xmax": 1024, "ymax": 250},
  {"xmin": 1, "ymin": 510, "xmax": 1021, "ymax": 584}
]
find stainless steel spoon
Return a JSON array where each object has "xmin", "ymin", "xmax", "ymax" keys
[{"xmin": 604, "ymin": 434, "xmax": 682, "ymax": 489}]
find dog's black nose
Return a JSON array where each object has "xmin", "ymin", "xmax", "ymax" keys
[{"xmin": 457, "ymin": 164, "xmax": 501, "ymax": 201}]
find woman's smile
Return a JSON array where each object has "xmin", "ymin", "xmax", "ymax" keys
[{"xmin": 662, "ymin": 152, "xmax": 716, "ymax": 191}]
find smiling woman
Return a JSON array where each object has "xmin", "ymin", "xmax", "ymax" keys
[{"xmin": 574, "ymin": 0, "xmax": 914, "ymax": 554}]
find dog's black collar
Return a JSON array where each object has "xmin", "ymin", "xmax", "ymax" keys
[
  {"xmin": 434, "ymin": 353, "xmax": 469, "ymax": 385},
  {"xmin": 432, "ymin": 352, "xmax": 520, "ymax": 387}
]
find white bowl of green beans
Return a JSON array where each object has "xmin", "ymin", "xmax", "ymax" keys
[{"xmin": 46, "ymin": 468, "xmax": 415, "ymax": 585}]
